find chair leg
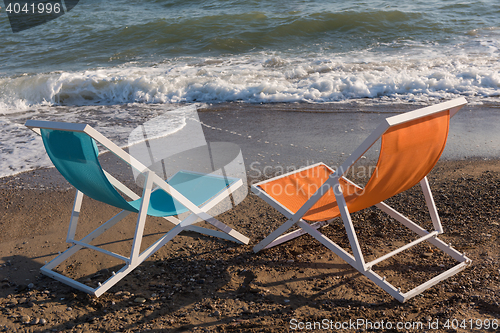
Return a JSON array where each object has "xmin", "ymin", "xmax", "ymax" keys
[
  {"xmin": 363, "ymin": 269, "xmax": 406, "ymax": 302},
  {"xmin": 130, "ymin": 171, "xmax": 154, "ymax": 265},
  {"xmin": 41, "ymin": 216, "xmax": 188, "ymax": 297},
  {"xmin": 40, "ymin": 209, "xmax": 133, "ymax": 295},
  {"xmin": 43, "ymin": 210, "xmax": 132, "ymax": 272},
  {"xmin": 361, "ymin": 257, "xmax": 470, "ymax": 303},
  {"xmin": 135, "ymin": 224, "xmax": 185, "ymax": 264},
  {"xmin": 297, "ymin": 220, "xmax": 357, "ymax": 267},
  {"xmin": 161, "ymin": 176, "xmax": 250, "ymax": 244},
  {"xmin": 267, "ymin": 189, "xmax": 470, "ymax": 302},
  {"xmin": 260, "ymin": 220, "xmax": 331, "ymax": 250},
  {"xmin": 175, "ymin": 211, "xmax": 250, "ymax": 244},
  {"xmin": 420, "ymin": 176, "xmax": 443, "ymax": 233},
  {"xmin": 332, "ymin": 178, "xmax": 366, "ymax": 271},
  {"xmin": 67, "ymin": 190, "xmax": 84, "ymax": 242},
  {"xmin": 185, "ymin": 225, "xmax": 248, "ymax": 244},
  {"xmin": 164, "ymin": 214, "xmax": 239, "ymax": 242},
  {"xmin": 41, "ymin": 225, "xmax": 186, "ymax": 297},
  {"xmin": 365, "ymin": 201, "xmax": 471, "ymax": 301},
  {"xmin": 201, "ymin": 216, "xmax": 250, "ymax": 244},
  {"xmin": 253, "ymin": 218, "xmax": 297, "ymax": 252},
  {"xmin": 376, "ymin": 202, "xmax": 467, "ymax": 261}
]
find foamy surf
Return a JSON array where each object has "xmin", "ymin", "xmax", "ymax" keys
[
  {"xmin": 0, "ymin": 103, "xmax": 197, "ymax": 178},
  {"xmin": 1, "ymin": 51, "xmax": 499, "ymax": 113}
]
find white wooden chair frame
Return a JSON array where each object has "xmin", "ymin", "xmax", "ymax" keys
[
  {"xmin": 251, "ymin": 98, "xmax": 471, "ymax": 302},
  {"xmin": 26, "ymin": 120, "xmax": 250, "ymax": 297}
]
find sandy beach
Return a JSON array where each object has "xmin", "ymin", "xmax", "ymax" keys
[{"xmin": 0, "ymin": 103, "xmax": 499, "ymax": 332}]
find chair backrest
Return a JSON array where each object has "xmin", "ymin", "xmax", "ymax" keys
[
  {"xmin": 348, "ymin": 110, "xmax": 450, "ymax": 213},
  {"xmin": 256, "ymin": 99, "xmax": 464, "ymax": 222},
  {"xmin": 40, "ymin": 129, "xmax": 138, "ymax": 212}
]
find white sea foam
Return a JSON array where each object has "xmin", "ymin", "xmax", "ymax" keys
[
  {"xmin": 0, "ymin": 104, "xmax": 195, "ymax": 178},
  {"xmin": 0, "ymin": 118, "xmax": 53, "ymax": 178},
  {"xmin": 1, "ymin": 43, "xmax": 500, "ymax": 114}
]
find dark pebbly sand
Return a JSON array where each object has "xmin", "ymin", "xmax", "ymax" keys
[{"xmin": 0, "ymin": 102, "xmax": 499, "ymax": 332}]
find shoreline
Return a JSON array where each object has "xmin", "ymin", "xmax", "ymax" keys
[{"xmin": 2, "ymin": 101, "xmax": 499, "ymax": 185}]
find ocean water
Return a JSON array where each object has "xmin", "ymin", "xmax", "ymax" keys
[{"xmin": 1, "ymin": 0, "xmax": 500, "ymax": 176}]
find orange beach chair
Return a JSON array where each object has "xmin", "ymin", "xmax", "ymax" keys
[{"xmin": 252, "ymin": 97, "xmax": 470, "ymax": 302}]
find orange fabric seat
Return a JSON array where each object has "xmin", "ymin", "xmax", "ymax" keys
[{"xmin": 258, "ymin": 111, "xmax": 450, "ymax": 222}]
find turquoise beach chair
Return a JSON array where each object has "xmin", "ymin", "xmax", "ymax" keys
[{"xmin": 25, "ymin": 120, "xmax": 250, "ymax": 297}]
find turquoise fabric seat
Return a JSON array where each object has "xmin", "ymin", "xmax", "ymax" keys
[{"xmin": 41, "ymin": 129, "xmax": 235, "ymax": 217}]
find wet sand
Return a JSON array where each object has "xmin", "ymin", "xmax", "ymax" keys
[{"xmin": 0, "ymin": 102, "xmax": 499, "ymax": 332}]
